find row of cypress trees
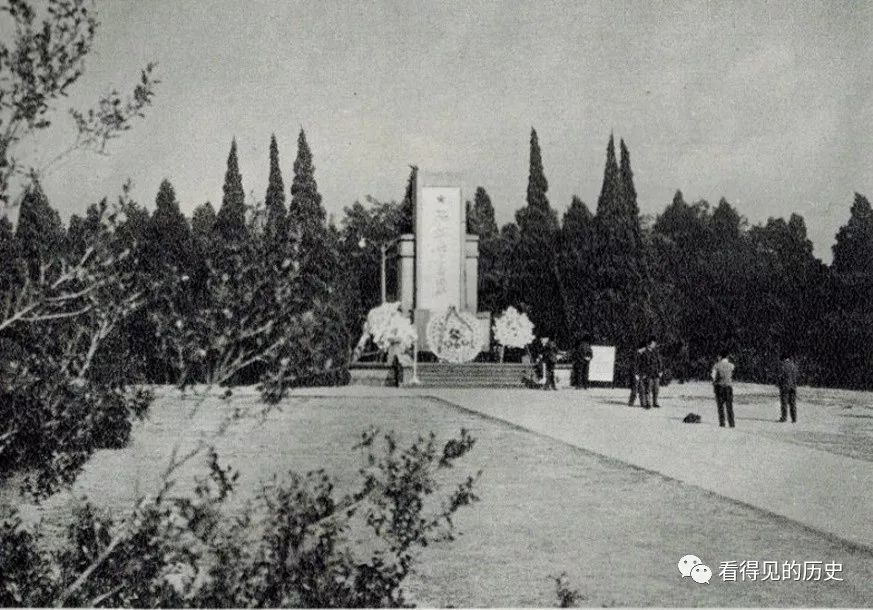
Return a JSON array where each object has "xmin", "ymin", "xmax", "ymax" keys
[
  {"xmin": 462, "ymin": 128, "xmax": 873, "ymax": 387},
  {"xmin": 1, "ymin": 128, "xmax": 343, "ymax": 383},
  {"xmin": 6, "ymin": 125, "xmax": 873, "ymax": 388}
]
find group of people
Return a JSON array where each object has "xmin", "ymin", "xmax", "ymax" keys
[
  {"xmin": 532, "ymin": 334, "xmax": 594, "ymax": 391},
  {"xmin": 707, "ymin": 349, "xmax": 800, "ymax": 428},
  {"xmin": 533, "ymin": 336, "xmax": 560, "ymax": 390},
  {"xmin": 533, "ymin": 335, "xmax": 802, "ymax": 428},
  {"xmin": 628, "ymin": 337, "xmax": 663, "ymax": 408},
  {"xmin": 629, "ymin": 339, "xmax": 801, "ymax": 428}
]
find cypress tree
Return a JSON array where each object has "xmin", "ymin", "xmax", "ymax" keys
[
  {"xmin": 191, "ymin": 201, "xmax": 217, "ymax": 242},
  {"xmin": 286, "ymin": 129, "xmax": 346, "ymax": 374},
  {"xmin": 819, "ymin": 193, "xmax": 873, "ymax": 388},
  {"xmin": 66, "ymin": 200, "xmax": 106, "ymax": 260},
  {"xmin": 468, "ymin": 186, "xmax": 498, "ymax": 240},
  {"xmin": 654, "ymin": 190, "xmax": 713, "ymax": 250},
  {"xmin": 399, "ymin": 165, "xmax": 417, "ymax": 234},
  {"xmin": 515, "ymin": 128, "xmax": 563, "ymax": 339},
  {"xmin": 591, "ymin": 135, "xmax": 653, "ymax": 350},
  {"xmin": 15, "ymin": 181, "xmax": 65, "ymax": 274},
  {"xmin": 619, "ymin": 138, "xmax": 640, "ymax": 224},
  {"xmin": 214, "ymin": 138, "xmax": 247, "ymax": 243},
  {"xmin": 655, "ymin": 190, "xmax": 688, "ymax": 234},
  {"xmin": 562, "ymin": 196, "xmax": 594, "ymax": 246},
  {"xmin": 711, "ymin": 197, "xmax": 744, "ymax": 246},
  {"xmin": 289, "ymin": 128, "xmax": 337, "ymax": 294},
  {"xmin": 468, "ymin": 187, "xmax": 499, "ymax": 314},
  {"xmin": 559, "ymin": 196, "xmax": 596, "ymax": 334},
  {"xmin": 526, "ymin": 128, "xmax": 549, "ymax": 211},
  {"xmin": 596, "ymin": 133, "xmax": 621, "ymax": 220},
  {"xmin": 145, "ymin": 179, "xmax": 193, "ymax": 274},
  {"xmin": 264, "ymin": 134, "xmax": 287, "ymax": 250},
  {"xmin": 289, "ymin": 129, "xmax": 325, "ymax": 235},
  {"xmin": 490, "ymin": 221, "xmax": 523, "ymax": 314},
  {"xmin": 832, "ymin": 193, "xmax": 873, "ymax": 275},
  {"xmin": 153, "ymin": 179, "xmax": 188, "ymax": 230}
]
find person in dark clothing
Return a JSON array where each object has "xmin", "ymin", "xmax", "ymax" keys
[
  {"xmin": 537, "ymin": 337, "xmax": 558, "ymax": 390},
  {"xmin": 778, "ymin": 351, "xmax": 800, "ymax": 423},
  {"xmin": 711, "ymin": 349, "xmax": 736, "ymax": 428},
  {"xmin": 392, "ymin": 354, "xmax": 403, "ymax": 387},
  {"xmin": 628, "ymin": 341, "xmax": 646, "ymax": 406},
  {"xmin": 639, "ymin": 337, "xmax": 663, "ymax": 409},
  {"xmin": 575, "ymin": 334, "xmax": 594, "ymax": 389}
]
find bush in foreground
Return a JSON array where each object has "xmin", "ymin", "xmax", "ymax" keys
[{"xmin": 0, "ymin": 429, "xmax": 479, "ymax": 608}]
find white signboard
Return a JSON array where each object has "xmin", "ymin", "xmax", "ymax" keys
[
  {"xmin": 416, "ymin": 186, "xmax": 463, "ymax": 311},
  {"xmin": 589, "ymin": 345, "xmax": 616, "ymax": 383}
]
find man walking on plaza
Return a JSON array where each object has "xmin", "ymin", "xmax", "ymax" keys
[
  {"xmin": 711, "ymin": 350, "xmax": 736, "ymax": 428},
  {"xmin": 639, "ymin": 337, "xmax": 663, "ymax": 409},
  {"xmin": 778, "ymin": 350, "xmax": 800, "ymax": 423}
]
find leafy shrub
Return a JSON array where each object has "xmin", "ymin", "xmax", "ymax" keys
[
  {"xmin": 0, "ymin": 513, "xmax": 55, "ymax": 606},
  {"xmin": 0, "ymin": 194, "xmax": 154, "ymax": 499},
  {"xmin": 551, "ymin": 572, "xmax": 583, "ymax": 608},
  {"xmin": 0, "ymin": 360, "xmax": 152, "ymax": 498},
  {"xmin": 0, "ymin": 429, "xmax": 478, "ymax": 608},
  {"xmin": 152, "ymin": 203, "xmax": 351, "ymax": 393}
]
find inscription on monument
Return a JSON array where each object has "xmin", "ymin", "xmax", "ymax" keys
[{"xmin": 416, "ymin": 186, "xmax": 462, "ymax": 311}]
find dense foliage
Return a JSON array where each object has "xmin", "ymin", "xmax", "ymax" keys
[
  {"xmin": 0, "ymin": 429, "xmax": 479, "ymax": 608},
  {"xmin": 341, "ymin": 133, "xmax": 871, "ymax": 389},
  {"xmin": 1, "ymin": 184, "xmax": 155, "ymax": 497}
]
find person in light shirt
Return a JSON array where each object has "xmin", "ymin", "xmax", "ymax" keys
[{"xmin": 711, "ymin": 350, "xmax": 736, "ymax": 428}]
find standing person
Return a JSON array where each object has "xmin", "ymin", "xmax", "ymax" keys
[
  {"xmin": 711, "ymin": 350, "xmax": 736, "ymax": 428},
  {"xmin": 628, "ymin": 341, "xmax": 646, "ymax": 406},
  {"xmin": 778, "ymin": 350, "xmax": 800, "ymax": 423},
  {"xmin": 575, "ymin": 334, "xmax": 594, "ymax": 390},
  {"xmin": 537, "ymin": 336, "xmax": 558, "ymax": 391},
  {"xmin": 639, "ymin": 337, "xmax": 663, "ymax": 409},
  {"xmin": 570, "ymin": 334, "xmax": 581, "ymax": 388}
]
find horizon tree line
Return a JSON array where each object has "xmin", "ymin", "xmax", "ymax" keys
[
  {"xmin": 461, "ymin": 129, "xmax": 872, "ymax": 389},
  {"xmin": 4, "ymin": 128, "xmax": 873, "ymax": 389}
]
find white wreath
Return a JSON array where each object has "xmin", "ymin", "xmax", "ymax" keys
[
  {"xmin": 426, "ymin": 307, "xmax": 481, "ymax": 363},
  {"xmin": 366, "ymin": 302, "xmax": 417, "ymax": 353},
  {"xmin": 493, "ymin": 306, "xmax": 535, "ymax": 349}
]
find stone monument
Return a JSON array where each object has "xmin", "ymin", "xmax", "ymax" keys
[{"xmin": 387, "ymin": 171, "xmax": 490, "ymax": 360}]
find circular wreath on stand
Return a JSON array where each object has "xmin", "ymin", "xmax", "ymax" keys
[
  {"xmin": 426, "ymin": 306, "xmax": 482, "ymax": 363},
  {"xmin": 493, "ymin": 306, "xmax": 535, "ymax": 360}
]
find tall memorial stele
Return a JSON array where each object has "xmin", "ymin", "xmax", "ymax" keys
[{"xmin": 387, "ymin": 171, "xmax": 490, "ymax": 362}]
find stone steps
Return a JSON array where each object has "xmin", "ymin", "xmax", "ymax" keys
[
  {"xmin": 406, "ymin": 363, "xmax": 539, "ymax": 388},
  {"xmin": 350, "ymin": 362, "xmax": 576, "ymax": 388}
]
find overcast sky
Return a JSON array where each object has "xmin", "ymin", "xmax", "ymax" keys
[{"xmin": 22, "ymin": 0, "xmax": 873, "ymax": 261}]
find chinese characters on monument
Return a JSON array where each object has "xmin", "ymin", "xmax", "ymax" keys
[{"xmin": 416, "ymin": 185, "xmax": 463, "ymax": 312}]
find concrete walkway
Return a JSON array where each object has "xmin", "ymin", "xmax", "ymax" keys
[{"xmin": 292, "ymin": 382, "xmax": 873, "ymax": 551}]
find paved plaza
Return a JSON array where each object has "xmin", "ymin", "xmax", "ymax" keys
[
  {"xmin": 11, "ymin": 380, "xmax": 872, "ymax": 606},
  {"xmin": 293, "ymin": 381, "xmax": 873, "ymax": 552}
]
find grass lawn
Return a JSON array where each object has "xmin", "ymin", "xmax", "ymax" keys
[{"xmin": 8, "ymin": 388, "xmax": 873, "ymax": 607}]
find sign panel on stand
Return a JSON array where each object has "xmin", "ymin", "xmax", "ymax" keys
[{"xmin": 589, "ymin": 345, "xmax": 616, "ymax": 383}]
